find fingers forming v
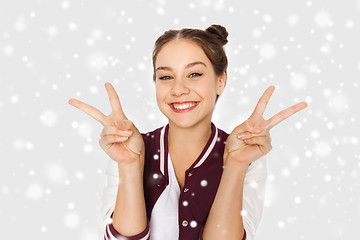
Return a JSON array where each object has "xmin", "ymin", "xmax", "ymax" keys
[
  {"xmin": 105, "ymin": 82, "xmax": 127, "ymax": 120},
  {"xmin": 68, "ymin": 98, "xmax": 112, "ymax": 126},
  {"xmin": 251, "ymin": 86, "xmax": 276, "ymax": 118},
  {"xmin": 266, "ymin": 102, "xmax": 308, "ymax": 130}
]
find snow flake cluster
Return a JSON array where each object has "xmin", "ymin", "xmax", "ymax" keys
[{"xmin": 1, "ymin": 0, "xmax": 359, "ymax": 239}]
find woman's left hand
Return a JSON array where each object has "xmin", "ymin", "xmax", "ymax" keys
[{"xmin": 223, "ymin": 86, "xmax": 308, "ymax": 166}]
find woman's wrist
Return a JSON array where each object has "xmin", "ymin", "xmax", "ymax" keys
[
  {"xmin": 223, "ymin": 156, "xmax": 250, "ymax": 176},
  {"xmin": 117, "ymin": 156, "xmax": 144, "ymax": 178}
]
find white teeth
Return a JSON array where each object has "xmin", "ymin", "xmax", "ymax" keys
[{"xmin": 173, "ymin": 102, "xmax": 197, "ymax": 110}]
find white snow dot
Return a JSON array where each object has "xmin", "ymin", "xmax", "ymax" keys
[
  {"xmin": 10, "ymin": 94, "xmax": 19, "ymax": 103},
  {"xmin": 325, "ymin": 33, "xmax": 335, "ymax": 42},
  {"xmin": 238, "ymin": 96, "xmax": 249, "ymax": 105},
  {"xmin": 92, "ymin": 29, "xmax": 103, "ymax": 39},
  {"xmin": 83, "ymin": 144, "xmax": 93, "ymax": 153},
  {"xmin": 290, "ymin": 73, "xmax": 307, "ymax": 89},
  {"xmin": 61, "ymin": 1, "xmax": 70, "ymax": 9},
  {"xmin": 350, "ymin": 137, "xmax": 358, "ymax": 146},
  {"xmin": 324, "ymin": 174, "xmax": 332, "ymax": 182},
  {"xmin": 314, "ymin": 11, "xmax": 331, "ymax": 27},
  {"xmin": 153, "ymin": 154, "xmax": 159, "ymax": 160},
  {"xmin": 329, "ymin": 94, "xmax": 348, "ymax": 112},
  {"xmin": 305, "ymin": 96, "xmax": 312, "ymax": 103},
  {"xmin": 40, "ymin": 110, "xmax": 57, "ymax": 127},
  {"xmin": 3, "ymin": 45, "xmax": 15, "ymax": 56},
  {"xmin": 252, "ymin": 28, "xmax": 262, "ymax": 38},
  {"xmin": 68, "ymin": 22, "xmax": 78, "ymax": 31},
  {"xmin": 290, "ymin": 156, "xmax": 300, "ymax": 167},
  {"xmin": 64, "ymin": 212, "xmax": 80, "ymax": 228},
  {"xmin": 137, "ymin": 62, "xmax": 146, "ymax": 71},
  {"xmin": 268, "ymin": 174, "xmax": 275, "ymax": 181},
  {"xmin": 310, "ymin": 130, "xmax": 319, "ymax": 139},
  {"xmin": 75, "ymin": 171, "xmax": 85, "ymax": 180},
  {"xmin": 153, "ymin": 173, "xmax": 159, "ymax": 179},
  {"xmin": 250, "ymin": 180, "xmax": 258, "ymax": 188},
  {"xmin": 80, "ymin": 231, "xmax": 98, "ymax": 240},
  {"xmin": 327, "ymin": 122, "xmax": 334, "ymax": 129},
  {"xmin": 259, "ymin": 43, "xmax": 276, "ymax": 60},
  {"xmin": 263, "ymin": 14, "xmax": 273, "ymax": 23},
  {"xmin": 287, "ymin": 14, "xmax": 299, "ymax": 26},
  {"xmin": 89, "ymin": 85, "xmax": 98, "ymax": 94},
  {"xmin": 88, "ymin": 53, "xmax": 106, "ymax": 70},
  {"xmin": 44, "ymin": 163, "xmax": 67, "ymax": 184},
  {"xmin": 156, "ymin": 7, "xmax": 164, "ymax": 15},
  {"xmin": 320, "ymin": 44, "xmax": 332, "ymax": 54},
  {"xmin": 190, "ymin": 220, "xmax": 197, "ymax": 228},
  {"xmin": 294, "ymin": 197, "xmax": 301, "ymax": 204},
  {"xmin": 47, "ymin": 25, "xmax": 58, "ymax": 36},
  {"xmin": 25, "ymin": 141, "xmax": 34, "ymax": 150},
  {"xmin": 278, "ymin": 221, "xmax": 285, "ymax": 228},
  {"xmin": 68, "ymin": 202, "xmax": 75, "ymax": 210},
  {"xmin": 314, "ymin": 141, "xmax": 331, "ymax": 157},
  {"xmin": 200, "ymin": 180, "xmax": 208, "ymax": 187},
  {"xmin": 282, "ymin": 167, "xmax": 290, "ymax": 177},
  {"xmin": 14, "ymin": 16, "xmax": 26, "ymax": 32},
  {"xmin": 345, "ymin": 20, "xmax": 355, "ymax": 29},
  {"xmin": 13, "ymin": 139, "xmax": 25, "ymax": 150},
  {"xmin": 241, "ymin": 209, "xmax": 247, "ymax": 217},
  {"xmin": 26, "ymin": 183, "xmax": 44, "ymax": 200},
  {"xmin": 183, "ymin": 201, "xmax": 188, "ymax": 207},
  {"xmin": 78, "ymin": 122, "xmax": 93, "ymax": 138},
  {"xmin": 2, "ymin": 186, "xmax": 9, "ymax": 195}
]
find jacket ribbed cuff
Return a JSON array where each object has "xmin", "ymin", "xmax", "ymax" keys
[{"xmin": 104, "ymin": 211, "xmax": 150, "ymax": 240}]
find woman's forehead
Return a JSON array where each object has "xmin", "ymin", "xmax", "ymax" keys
[{"xmin": 155, "ymin": 39, "xmax": 210, "ymax": 68}]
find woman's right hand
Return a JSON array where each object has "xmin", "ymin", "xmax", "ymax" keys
[{"xmin": 68, "ymin": 82, "xmax": 145, "ymax": 167}]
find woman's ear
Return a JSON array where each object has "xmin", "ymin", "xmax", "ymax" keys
[{"xmin": 216, "ymin": 72, "xmax": 227, "ymax": 95}]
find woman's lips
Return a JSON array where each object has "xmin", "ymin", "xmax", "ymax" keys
[{"xmin": 169, "ymin": 101, "xmax": 199, "ymax": 113}]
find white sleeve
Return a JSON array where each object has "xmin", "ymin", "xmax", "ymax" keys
[
  {"xmin": 242, "ymin": 156, "xmax": 267, "ymax": 240},
  {"xmin": 98, "ymin": 159, "xmax": 119, "ymax": 239}
]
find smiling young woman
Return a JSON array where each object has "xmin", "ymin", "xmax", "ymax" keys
[{"xmin": 69, "ymin": 24, "xmax": 307, "ymax": 240}]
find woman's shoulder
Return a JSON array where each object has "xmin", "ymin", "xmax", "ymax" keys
[
  {"xmin": 140, "ymin": 125, "xmax": 168, "ymax": 147},
  {"xmin": 141, "ymin": 125, "xmax": 165, "ymax": 137}
]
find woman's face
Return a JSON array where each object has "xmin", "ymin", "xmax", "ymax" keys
[{"xmin": 154, "ymin": 39, "xmax": 226, "ymax": 129}]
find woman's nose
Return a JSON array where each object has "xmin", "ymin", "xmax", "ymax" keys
[{"xmin": 171, "ymin": 79, "xmax": 190, "ymax": 96}]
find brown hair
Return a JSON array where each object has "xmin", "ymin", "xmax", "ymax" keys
[{"xmin": 152, "ymin": 24, "xmax": 229, "ymax": 101}]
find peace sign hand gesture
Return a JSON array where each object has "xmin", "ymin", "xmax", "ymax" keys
[
  {"xmin": 223, "ymin": 86, "xmax": 308, "ymax": 166},
  {"xmin": 68, "ymin": 83, "xmax": 145, "ymax": 167}
]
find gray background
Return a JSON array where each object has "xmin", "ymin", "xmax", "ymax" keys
[{"xmin": 0, "ymin": 0, "xmax": 359, "ymax": 239}]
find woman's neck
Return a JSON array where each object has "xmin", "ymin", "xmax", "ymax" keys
[{"xmin": 167, "ymin": 121, "xmax": 212, "ymax": 155}]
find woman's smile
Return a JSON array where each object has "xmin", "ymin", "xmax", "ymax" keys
[{"xmin": 169, "ymin": 101, "xmax": 200, "ymax": 113}]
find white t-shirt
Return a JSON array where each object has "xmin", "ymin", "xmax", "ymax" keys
[{"xmin": 150, "ymin": 153, "xmax": 180, "ymax": 239}]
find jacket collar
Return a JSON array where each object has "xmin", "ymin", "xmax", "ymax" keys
[{"xmin": 159, "ymin": 122, "xmax": 218, "ymax": 176}]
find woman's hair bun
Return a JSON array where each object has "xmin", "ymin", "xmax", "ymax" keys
[{"xmin": 205, "ymin": 24, "xmax": 228, "ymax": 45}]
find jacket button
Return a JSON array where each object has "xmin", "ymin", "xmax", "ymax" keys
[
  {"xmin": 182, "ymin": 220, "xmax": 188, "ymax": 227},
  {"xmin": 183, "ymin": 188, "xmax": 189, "ymax": 192}
]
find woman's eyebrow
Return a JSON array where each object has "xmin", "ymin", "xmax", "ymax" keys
[
  {"xmin": 186, "ymin": 61, "xmax": 207, "ymax": 69},
  {"xmin": 156, "ymin": 61, "xmax": 207, "ymax": 71}
]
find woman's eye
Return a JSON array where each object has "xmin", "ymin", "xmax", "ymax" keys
[
  {"xmin": 189, "ymin": 73, "xmax": 203, "ymax": 78},
  {"xmin": 159, "ymin": 75, "xmax": 172, "ymax": 80}
]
